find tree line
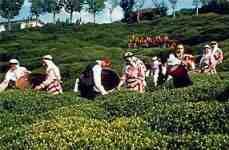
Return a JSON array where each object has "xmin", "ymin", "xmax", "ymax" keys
[
  {"xmin": 0, "ymin": 0, "xmax": 106, "ymax": 31},
  {"xmin": 0, "ymin": 0, "xmax": 229, "ymax": 31},
  {"xmin": 120, "ymin": 0, "xmax": 229, "ymax": 23}
]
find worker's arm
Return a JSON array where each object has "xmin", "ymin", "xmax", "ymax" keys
[{"xmin": 92, "ymin": 65, "xmax": 108, "ymax": 95}]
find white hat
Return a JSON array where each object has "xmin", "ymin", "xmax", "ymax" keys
[
  {"xmin": 9, "ymin": 59, "xmax": 19, "ymax": 64},
  {"xmin": 152, "ymin": 56, "xmax": 158, "ymax": 61},
  {"xmin": 42, "ymin": 55, "xmax": 53, "ymax": 60},
  {"xmin": 210, "ymin": 41, "xmax": 217, "ymax": 45},
  {"xmin": 204, "ymin": 44, "xmax": 211, "ymax": 48}
]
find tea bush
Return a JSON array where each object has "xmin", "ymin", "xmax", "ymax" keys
[
  {"xmin": 101, "ymin": 75, "xmax": 229, "ymax": 118},
  {"xmin": 0, "ymin": 13, "xmax": 229, "ymax": 149}
]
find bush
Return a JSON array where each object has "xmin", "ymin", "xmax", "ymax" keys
[
  {"xmin": 101, "ymin": 75, "xmax": 229, "ymax": 118},
  {"xmin": 0, "ymin": 15, "xmax": 229, "ymax": 149},
  {"xmin": 145, "ymin": 101, "xmax": 229, "ymax": 134}
]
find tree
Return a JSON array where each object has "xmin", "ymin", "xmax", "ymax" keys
[
  {"xmin": 60, "ymin": 0, "xmax": 83, "ymax": 23},
  {"xmin": 44, "ymin": 0, "xmax": 63, "ymax": 23},
  {"xmin": 84, "ymin": 0, "xmax": 105, "ymax": 23},
  {"xmin": 152, "ymin": 0, "xmax": 168, "ymax": 16},
  {"xmin": 168, "ymin": 0, "xmax": 178, "ymax": 18},
  {"xmin": 200, "ymin": 0, "xmax": 226, "ymax": 6},
  {"xmin": 152, "ymin": 0, "xmax": 162, "ymax": 8},
  {"xmin": 31, "ymin": 0, "xmax": 63, "ymax": 24},
  {"xmin": 120, "ymin": 0, "xmax": 134, "ymax": 22},
  {"xmin": 30, "ymin": 0, "xmax": 45, "ymax": 23},
  {"xmin": 193, "ymin": 0, "xmax": 201, "ymax": 16},
  {"xmin": 200, "ymin": 0, "xmax": 229, "ymax": 14},
  {"xmin": 107, "ymin": 0, "xmax": 119, "ymax": 22},
  {"xmin": 133, "ymin": 0, "xmax": 145, "ymax": 23},
  {"xmin": 0, "ymin": 0, "xmax": 24, "ymax": 31},
  {"xmin": 201, "ymin": 0, "xmax": 211, "ymax": 6}
]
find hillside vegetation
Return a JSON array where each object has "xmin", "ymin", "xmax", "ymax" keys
[{"xmin": 0, "ymin": 13, "xmax": 229, "ymax": 149}]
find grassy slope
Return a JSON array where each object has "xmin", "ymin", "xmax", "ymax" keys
[{"xmin": 0, "ymin": 13, "xmax": 229, "ymax": 149}]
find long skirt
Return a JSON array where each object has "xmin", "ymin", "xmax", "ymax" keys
[
  {"xmin": 47, "ymin": 80, "xmax": 63, "ymax": 95},
  {"xmin": 78, "ymin": 84, "xmax": 98, "ymax": 100},
  {"xmin": 126, "ymin": 78, "xmax": 145, "ymax": 93},
  {"xmin": 168, "ymin": 65, "xmax": 193, "ymax": 88}
]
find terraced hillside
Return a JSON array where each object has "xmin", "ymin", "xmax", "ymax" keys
[{"xmin": 0, "ymin": 13, "xmax": 229, "ymax": 149}]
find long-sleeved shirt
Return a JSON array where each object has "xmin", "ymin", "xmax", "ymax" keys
[
  {"xmin": 150, "ymin": 59, "xmax": 161, "ymax": 70},
  {"xmin": 167, "ymin": 53, "xmax": 182, "ymax": 66},
  {"xmin": 0, "ymin": 66, "xmax": 30, "ymax": 92},
  {"xmin": 4, "ymin": 66, "xmax": 30, "ymax": 82},
  {"xmin": 41, "ymin": 66, "xmax": 61, "ymax": 87},
  {"xmin": 199, "ymin": 52, "xmax": 212, "ymax": 68},
  {"xmin": 38, "ymin": 61, "xmax": 62, "ymax": 95},
  {"xmin": 92, "ymin": 64, "xmax": 107, "ymax": 95}
]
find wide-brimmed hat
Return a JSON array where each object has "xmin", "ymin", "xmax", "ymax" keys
[
  {"xmin": 42, "ymin": 55, "xmax": 53, "ymax": 60},
  {"xmin": 9, "ymin": 59, "xmax": 19, "ymax": 64}
]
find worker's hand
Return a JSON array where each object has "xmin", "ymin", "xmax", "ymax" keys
[
  {"xmin": 117, "ymin": 85, "xmax": 121, "ymax": 91},
  {"xmin": 181, "ymin": 61, "xmax": 186, "ymax": 66},
  {"xmin": 107, "ymin": 89, "xmax": 115, "ymax": 93},
  {"xmin": 101, "ymin": 91, "xmax": 108, "ymax": 95},
  {"xmin": 34, "ymin": 85, "xmax": 42, "ymax": 91},
  {"xmin": 117, "ymin": 81, "xmax": 124, "ymax": 90}
]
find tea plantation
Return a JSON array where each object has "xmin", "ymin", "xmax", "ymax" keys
[{"xmin": 0, "ymin": 13, "xmax": 229, "ymax": 149}]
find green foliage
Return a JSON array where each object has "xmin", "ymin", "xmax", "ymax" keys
[
  {"xmin": 151, "ymin": 0, "xmax": 168, "ymax": 17},
  {"xmin": 120, "ymin": 0, "xmax": 134, "ymax": 22},
  {"xmin": 1, "ymin": 75, "xmax": 229, "ymax": 149},
  {"xmin": 30, "ymin": 0, "xmax": 46, "ymax": 18},
  {"xmin": 45, "ymin": 0, "xmax": 61, "ymax": 13},
  {"xmin": 61, "ymin": 0, "xmax": 83, "ymax": 23},
  {"xmin": 45, "ymin": 0, "xmax": 63, "ymax": 23},
  {"xmin": 0, "ymin": 14, "xmax": 229, "ymax": 149},
  {"xmin": 0, "ymin": 0, "xmax": 24, "ymax": 31},
  {"xmin": 200, "ymin": 0, "xmax": 229, "ymax": 14},
  {"xmin": 84, "ymin": 0, "xmax": 105, "ymax": 12},
  {"xmin": 30, "ymin": 0, "xmax": 62, "ymax": 23},
  {"xmin": 84, "ymin": 0, "xmax": 105, "ymax": 23},
  {"xmin": 0, "ymin": 0, "xmax": 24, "ymax": 19},
  {"xmin": 101, "ymin": 75, "xmax": 229, "ymax": 118}
]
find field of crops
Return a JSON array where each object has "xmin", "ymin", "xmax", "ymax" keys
[{"xmin": 0, "ymin": 13, "xmax": 229, "ymax": 149}]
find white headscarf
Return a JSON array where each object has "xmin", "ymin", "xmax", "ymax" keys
[
  {"xmin": 9, "ymin": 59, "xmax": 20, "ymax": 70},
  {"xmin": 43, "ymin": 59, "xmax": 61, "ymax": 81},
  {"xmin": 129, "ymin": 56, "xmax": 142, "ymax": 68}
]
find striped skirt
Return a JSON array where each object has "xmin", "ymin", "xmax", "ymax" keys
[
  {"xmin": 126, "ymin": 78, "xmax": 145, "ymax": 93},
  {"xmin": 47, "ymin": 80, "xmax": 63, "ymax": 95}
]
